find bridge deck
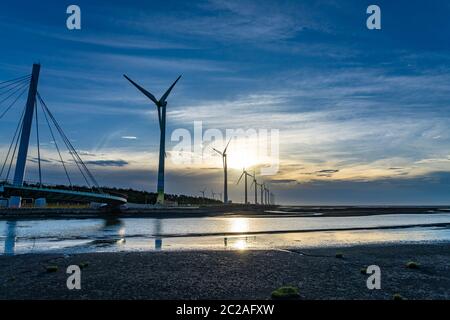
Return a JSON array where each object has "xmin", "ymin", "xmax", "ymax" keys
[{"xmin": 0, "ymin": 184, "xmax": 127, "ymax": 206}]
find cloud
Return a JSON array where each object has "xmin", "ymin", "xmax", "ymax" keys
[
  {"xmin": 415, "ymin": 157, "xmax": 450, "ymax": 164},
  {"xmin": 93, "ymin": 53, "xmax": 233, "ymax": 73},
  {"xmin": 316, "ymin": 169, "xmax": 339, "ymax": 174},
  {"xmin": 50, "ymin": 33, "xmax": 192, "ymax": 50},
  {"xmin": 28, "ymin": 157, "xmax": 53, "ymax": 164},
  {"xmin": 85, "ymin": 160, "xmax": 129, "ymax": 167},
  {"xmin": 131, "ymin": 0, "xmax": 329, "ymax": 43},
  {"xmin": 121, "ymin": 136, "xmax": 138, "ymax": 140},
  {"xmin": 268, "ymin": 179, "xmax": 297, "ymax": 185}
]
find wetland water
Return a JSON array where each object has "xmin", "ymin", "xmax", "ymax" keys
[{"xmin": 1, "ymin": 213, "xmax": 450, "ymax": 255}]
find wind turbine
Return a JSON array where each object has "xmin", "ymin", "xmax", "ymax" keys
[
  {"xmin": 212, "ymin": 138, "xmax": 232, "ymax": 204},
  {"xmin": 259, "ymin": 182, "xmax": 264, "ymax": 205},
  {"xmin": 199, "ymin": 188, "xmax": 206, "ymax": 199},
  {"xmin": 237, "ymin": 169, "xmax": 252, "ymax": 204},
  {"xmin": 264, "ymin": 185, "xmax": 269, "ymax": 205},
  {"xmin": 124, "ymin": 74, "xmax": 182, "ymax": 205},
  {"xmin": 270, "ymin": 192, "xmax": 275, "ymax": 205},
  {"xmin": 250, "ymin": 171, "xmax": 258, "ymax": 204},
  {"xmin": 211, "ymin": 189, "xmax": 216, "ymax": 200}
]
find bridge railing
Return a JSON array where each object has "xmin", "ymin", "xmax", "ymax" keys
[{"xmin": 0, "ymin": 179, "xmax": 105, "ymax": 195}]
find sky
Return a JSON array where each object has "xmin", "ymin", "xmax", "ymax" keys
[{"xmin": 1, "ymin": 0, "xmax": 450, "ymax": 205}]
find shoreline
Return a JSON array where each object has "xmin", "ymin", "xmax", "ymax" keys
[
  {"xmin": 140, "ymin": 222, "xmax": 450, "ymax": 238},
  {"xmin": 1, "ymin": 205, "xmax": 449, "ymax": 220},
  {"xmin": 1, "ymin": 242, "xmax": 449, "ymax": 299}
]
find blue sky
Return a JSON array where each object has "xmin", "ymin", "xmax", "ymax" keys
[{"xmin": 1, "ymin": 0, "xmax": 450, "ymax": 204}]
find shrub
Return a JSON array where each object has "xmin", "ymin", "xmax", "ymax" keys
[
  {"xmin": 393, "ymin": 293, "xmax": 405, "ymax": 300},
  {"xmin": 271, "ymin": 286, "xmax": 300, "ymax": 300},
  {"xmin": 406, "ymin": 261, "xmax": 420, "ymax": 269},
  {"xmin": 46, "ymin": 265, "xmax": 58, "ymax": 272}
]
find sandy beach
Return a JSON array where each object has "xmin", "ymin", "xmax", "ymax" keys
[{"xmin": 1, "ymin": 243, "xmax": 449, "ymax": 300}]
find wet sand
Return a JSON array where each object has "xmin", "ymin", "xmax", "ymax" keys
[{"xmin": 1, "ymin": 243, "xmax": 449, "ymax": 300}]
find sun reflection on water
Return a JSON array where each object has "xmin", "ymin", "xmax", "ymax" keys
[
  {"xmin": 232, "ymin": 239, "xmax": 248, "ymax": 250},
  {"xmin": 229, "ymin": 218, "xmax": 250, "ymax": 233}
]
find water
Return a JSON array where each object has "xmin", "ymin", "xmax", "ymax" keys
[{"xmin": 1, "ymin": 213, "xmax": 450, "ymax": 255}]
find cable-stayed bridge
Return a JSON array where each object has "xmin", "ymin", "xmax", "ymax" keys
[{"xmin": 0, "ymin": 64, "xmax": 127, "ymax": 208}]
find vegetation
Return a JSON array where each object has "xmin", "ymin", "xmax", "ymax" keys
[
  {"xmin": 393, "ymin": 293, "xmax": 405, "ymax": 300},
  {"xmin": 45, "ymin": 265, "xmax": 58, "ymax": 272},
  {"xmin": 271, "ymin": 286, "xmax": 300, "ymax": 300},
  {"xmin": 406, "ymin": 261, "xmax": 420, "ymax": 269},
  {"xmin": 335, "ymin": 252, "xmax": 344, "ymax": 259},
  {"xmin": 22, "ymin": 182, "xmax": 222, "ymax": 205}
]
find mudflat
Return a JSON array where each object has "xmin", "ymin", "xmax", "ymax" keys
[{"xmin": 0, "ymin": 243, "xmax": 449, "ymax": 300}]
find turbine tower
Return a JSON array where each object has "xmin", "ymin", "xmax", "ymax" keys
[
  {"xmin": 237, "ymin": 169, "xmax": 252, "ymax": 204},
  {"xmin": 250, "ymin": 171, "xmax": 258, "ymax": 204},
  {"xmin": 264, "ymin": 185, "xmax": 269, "ymax": 205},
  {"xmin": 258, "ymin": 182, "xmax": 264, "ymax": 205},
  {"xmin": 213, "ymin": 138, "xmax": 231, "ymax": 204},
  {"xmin": 124, "ymin": 74, "xmax": 181, "ymax": 205}
]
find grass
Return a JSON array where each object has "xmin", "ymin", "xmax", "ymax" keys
[
  {"xmin": 360, "ymin": 267, "xmax": 367, "ymax": 274},
  {"xmin": 406, "ymin": 261, "xmax": 420, "ymax": 269},
  {"xmin": 271, "ymin": 286, "xmax": 300, "ymax": 300},
  {"xmin": 393, "ymin": 293, "xmax": 405, "ymax": 300},
  {"xmin": 335, "ymin": 252, "xmax": 344, "ymax": 259},
  {"xmin": 45, "ymin": 265, "xmax": 58, "ymax": 273},
  {"xmin": 78, "ymin": 262, "xmax": 89, "ymax": 269}
]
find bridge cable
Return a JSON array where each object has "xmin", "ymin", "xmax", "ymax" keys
[
  {"xmin": 38, "ymin": 92, "xmax": 102, "ymax": 190},
  {"xmin": 37, "ymin": 94, "xmax": 91, "ymax": 189},
  {"xmin": 49, "ymin": 105, "xmax": 101, "ymax": 191},
  {"xmin": 0, "ymin": 80, "xmax": 29, "ymax": 107},
  {"xmin": 0, "ymin": 74, "xmax": 31, "ymax": 86},
  {"xmin": 0, "ymin": 77, "xmax": 30, "ymax": 101},
  {"xmin": 34, "ymin": 100, "xmax": 42, "ymax": 187},
  {"xmin": 37, "ymin": 92, "xmax": 103, "ymax": 192},
  {"xmin": 0, "ymin": 105, "xmax": 26, "ymax": 181},
  {"xmin": 38, "ymin": 96, "xmax": 74, "ymax": 189},
  {"xmin": 0, "ymin": 75, "xmax": 31, "ymax": 91},
  {"xmin": 5, "ymin": 110, "xmax": 25, "ymax": 181},
  {"xmin": 38, "ymin": 93, "xmax": 100, "ymax": 191},
  {"xmin": 0, "ymin": 85, "xmax": 28, "ymax": 120}
]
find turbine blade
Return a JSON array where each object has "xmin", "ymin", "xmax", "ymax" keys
[
  {"xmin": 223, "ymin": 137, "xmax": 232, "ymax": 154},
  {"xmin": 123, "ymin": 75, "xmax": 159, "ymax": 106},
  {"xmin": 159, "ymin": 75, "xmax": 182, "ymax": 103},
  {"xmin": 212, "ymin": 148, "xmax": 223, "ymax": 156},
  {"xmin": 237, "ymin": 171, "xmax": 245, "ymax": 184},
  {"xmin": 157, "ymin": 106, "xmax": 162, "ymax": 130}
]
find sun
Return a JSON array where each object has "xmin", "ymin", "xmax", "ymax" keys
[{"xmin": 227, "ymin": 149, "xmax": 260, "ymax": 170}]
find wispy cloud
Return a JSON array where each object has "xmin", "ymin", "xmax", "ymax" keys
[
  {"xmin": 85, "ymin": 160, "xmax": 129, "ymax": 167},
  {"xmin": 130, "ymin": 0, "xmax": 329, "ymax": 43}
]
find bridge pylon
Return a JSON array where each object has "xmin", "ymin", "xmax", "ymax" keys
[{"xmin": 8, "ymin": 64, "xmax": 41, "ymax": 208}]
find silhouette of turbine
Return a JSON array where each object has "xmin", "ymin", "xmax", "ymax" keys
[{"xmin": 124, "ymin": 74, "xmax": 181, "ymax": 205}]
